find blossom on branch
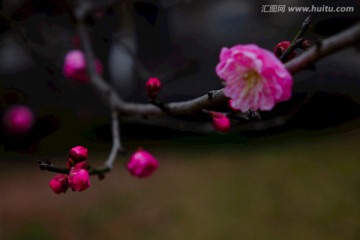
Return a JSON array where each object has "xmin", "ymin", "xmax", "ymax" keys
[
  {"xmin": 63, "ymin": 50, "xmax": 103, "ymax": 82},
  {"xmin": 49, "ymin": 174, "xmax": 69, "ymax": 194},
  {"xmin": 127, "ymin": 149, "xmax": 159, "ymax": 178},
  {"xmin": 216, "ymin": 44, "xmax": 293, "ymax": 112}
]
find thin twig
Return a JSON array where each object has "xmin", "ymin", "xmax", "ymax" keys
[
  {"xmin": 38, "ymin": 160, "xmax": 69, "ymax": 174},
  {"xmin": 104, "ymin": 110, "xmax": 125, "ymax": 169},
  {"xmin": 38, "ymin": 111, "xmax": 124, "ymax": 175},
  {"xmin": 38, "ymin": 160, "xmax": 111, "ymax": 175},
  {"xmin": 280, "ymin": 15, "xmax": 312, "ymax": 62}
]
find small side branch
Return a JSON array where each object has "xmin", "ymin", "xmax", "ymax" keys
[
  {"xmin": 285, "ymin": 21, "xmax": 360, "ymax": 73},
  {"xmin": 38, "ymin": 160, "xmax": 111, "ymax": 176},
  {"xmin": 104, "ymin": 110, "xmax": 125, "ymax": 170},
  {"xmin": 280, "ymin": 15, "xmax": 312, "ymax": 62},
  {"xmin": 38, "ymin": 160, "xmax": 69, "ymax": 174},
  {"xmin": 38, "ymin": 111, "xmax": 124, "ymax": 175}
]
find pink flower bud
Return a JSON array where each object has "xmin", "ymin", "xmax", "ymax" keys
[
  {"xmin": 211, "ymin": 112, "xmax": 230, "ymax": 132},
  {"xmin": 127, "ymin": 149, "xmax": 159, "ymax": 178},
  {"xmin": 273, "ymin": 41, "xmax": 296, "ymax": 60},
  {"xmin": 63, "ymin": 50, "xmax": 103, "ymax": 83},
  {"xmin": 145, "ymin": 77, "xmax": 161, "ymax": 98},
  {"xmin": 68, "ymin": 168, "xmax": 90, "ymax": 192},
  {"xmin": 49, "ymin": 174, "xmax": 69, "ymax": 194},
  {"xmin": 3, "ymin": 105, "xmax": 34, "ymax": 135},
  {"xmin": 69, "ymin": 146, "xmax": 88, "ymax": 163}
]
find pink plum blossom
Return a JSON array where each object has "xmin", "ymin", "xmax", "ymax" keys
[
  {"xmin": 3, "ymin": 105, "xmax": 34, "ymax": 135},
  {"xmin": 216, "ymin": 44, "xmax": 293, "ymax": 112},
  {"xmin": 49, "ymin": 174, "xmax": 69, "ymax": 194},
  {"xmin": 63, "ymin": 50, "xmax": 103, "ymax": 82},
  {"xmin": 68, "ymin": 168, "xmax": 90, "ymax": 192},
  {"xmin": 69, "ymin": 145, "xmax": 88, "ymax": 163},
  {"xmin": 127, "ymin": 149, "xmax": 159, "ymax": 178},
  {"xmin": 211, "ymin": 112, "xmax": 230, "ymax": 132}
]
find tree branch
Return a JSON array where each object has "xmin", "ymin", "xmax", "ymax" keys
[{"xmin": 77, "ymin": 19, "xmax": 360, "ymax": 118}]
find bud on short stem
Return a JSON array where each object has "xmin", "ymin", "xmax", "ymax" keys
[
  {"xmin": 68, "ymin": 168, "xmax": 91, "ymax": 192},
  {"xmin": 63, "ymin": 50, "xmax": 103, "ymax": 83},
  {"xmin": 145, "ymin": 77, "xmax": 162, "ymax": 99},
  {"xmin": 301, "ymin": 40, "xmax": 311, "ymax": 50},
  {"xmin": 69, "ymin": 146, "xmax": 88, "ymax": 163},
  {"xmin": 49, "ymin": 174, "xmax": 69, "ymax": 194},
  {"xmin": 274, "ymin": 41, "xmax": 296, "ymax": 60},
  {"xmin": 210, "ymin": 112, "xmax": 230, "ymax": 133}
]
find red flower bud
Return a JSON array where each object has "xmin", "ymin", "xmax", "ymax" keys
[
  {"xmin": 211, "ymin": 112, "xmax": 230, "ymax": 132},
  {"xmin": 68, "ymin": 168, "xmax": 90, "ymax": 192},
  {"xmin": 49, "ymin": 174, "xmax": 69, "ymax": 194},
  {"xmin": 127, "ymin": 149, "xmax": 159, "ymax": 178},
  {"xmin": 274, "ymin": 41, "xmax": 296, "ymax": 60},
  {"xmin": 145, "ymin": 77, "xmax": 161, "ymax": 98},
  {"xmin": 69, "ymin": 146, "xmax": 88, "ymax": 163}
]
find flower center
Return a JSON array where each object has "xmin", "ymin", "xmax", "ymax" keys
[
  {"xmin": 243, "ymin": 70, "xmax": 261, "ymax": 85},
  {"xmin": 243, "ymin": 70, "xmax": 262, "ymax": 95}
]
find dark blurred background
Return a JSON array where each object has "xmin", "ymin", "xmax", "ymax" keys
[{"xmin": 0, "ymin": 0, "xmax": 360, "ymax": 239}]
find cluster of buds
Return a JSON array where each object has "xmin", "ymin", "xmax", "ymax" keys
[
  {"xmin": 49, "ymin": 146, "xmax": 90, "ymax": 194},
  {"xmin": 63, "ymin": 50, "xmax": 103, "ymax": 83}
]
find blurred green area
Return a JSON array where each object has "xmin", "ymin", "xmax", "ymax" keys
[{"xmin": 1, "ymin": 120, "xmax": 360, "ymax": 240}]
